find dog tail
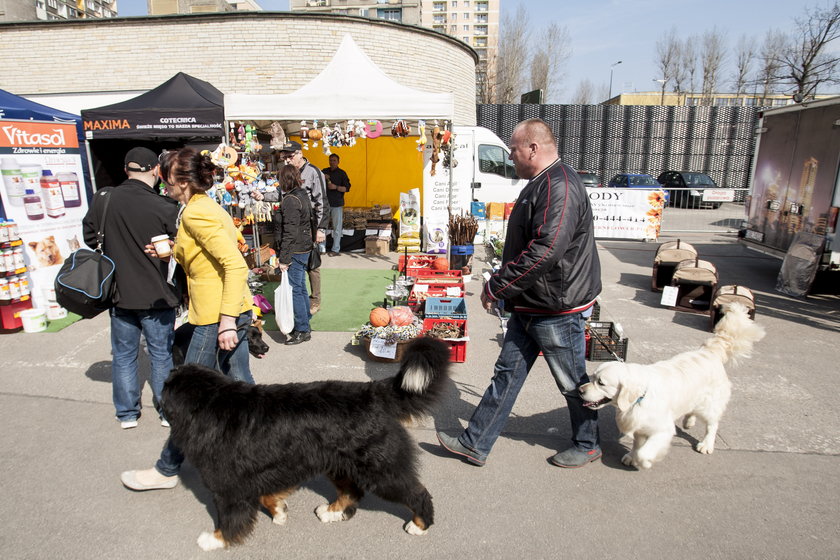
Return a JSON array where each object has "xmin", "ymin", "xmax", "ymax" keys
[
  {"xmin": 388, "ymin": 337, "xmax": 451, "ymax": 421},
  {"xmin": 704, "ymin": 302, "xmax": 766, "ymax": 365}
]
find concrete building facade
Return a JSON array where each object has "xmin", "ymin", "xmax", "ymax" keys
[
  {"xmin": 0, "ymin": 12, "xmax": 478, "ymax": 124},
  {"xmin": 0, "ymin": 0, "xmax": 117, "ymax": 22}
]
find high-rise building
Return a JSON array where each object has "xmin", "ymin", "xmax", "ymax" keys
[
  {"xmin": 147, "ymin": 0, "xmax": 261, "ymax": 15},
  {"xmin": 289, "ymin": 0, "xmax": 499, "ymax": 102},
  {"xmin": 0, "ymin": 0, "xmax": 118, "ymax": 22}
]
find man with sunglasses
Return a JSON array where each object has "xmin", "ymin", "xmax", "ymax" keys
[{"xmin": 254, "ymin": 141, "xmax": 329, "ymax": 314}]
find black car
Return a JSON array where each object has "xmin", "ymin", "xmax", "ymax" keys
[
  {"xmin": 656, "ymin": 171, "xmax": 722, "ymax": 209},
  {"xmin": 577, "ymin": 171, "xmax": 601, "ymax": 188}
]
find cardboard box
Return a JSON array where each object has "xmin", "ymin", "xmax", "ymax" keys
[{"xmin": 365, "ymin": 238, "xmax": 390, "ymax": 255}]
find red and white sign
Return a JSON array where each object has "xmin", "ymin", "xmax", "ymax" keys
[{"xmin": 587, "ymin": 188, "xmax": 665, "ymax": 240}]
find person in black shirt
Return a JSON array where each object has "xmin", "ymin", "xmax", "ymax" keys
[{"xmin": 322, "ymin": 153, "xmax": 351, "ymax": 256}]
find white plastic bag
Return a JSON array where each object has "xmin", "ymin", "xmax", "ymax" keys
[{"xmin": 274, "ymin": 270, "xmax": 295, "ymax": 335}]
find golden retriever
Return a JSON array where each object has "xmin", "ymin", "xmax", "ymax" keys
[{"xmin": 580, "ymin": 302, "xmax": 765, "ymax": 469}]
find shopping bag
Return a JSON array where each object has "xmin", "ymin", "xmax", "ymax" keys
[{"xmin": 274, "ymin": 270, "xmax": 295, "ymax": 335}]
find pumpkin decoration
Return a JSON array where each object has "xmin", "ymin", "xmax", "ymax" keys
[
  {"xmin": 369, "ymin": 307, "xmax": 391, "ymax": 327},
  {"xmin": 388, "ymin": 306, "xmax": 415, "ymax": 327},
  {"xmin": 432, "ymin": 257, "xmax": 450, "ymax": 271}
]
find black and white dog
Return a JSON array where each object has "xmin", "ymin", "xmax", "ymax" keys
[{"xmin": 161, "ymin": 337, "xmax": 451, "ymax": 550}]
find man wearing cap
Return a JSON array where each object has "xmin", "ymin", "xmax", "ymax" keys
[
  {"xmin": 82, "ymin": 147, "xmax": 181, "ymax": 430},
  {"xmin": 254, "ymin": 140, "xmax": 329, "ymax": 314}
]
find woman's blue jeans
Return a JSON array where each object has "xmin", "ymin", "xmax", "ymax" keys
[
  {"xmin": 155, "ymin": 310, "xmax": 254, "ymax": 476},
  {"xmin": 459, "ymin": 311, "xmax": 600, "ymax": 461},
  {"xmin": 289, "ymin": 252, "xmax": 311, "ymax": 333}
]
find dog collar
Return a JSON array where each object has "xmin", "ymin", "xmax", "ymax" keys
[{"xmin": 634, "ymin": 393, "xmax": 646, "ymax": 406}]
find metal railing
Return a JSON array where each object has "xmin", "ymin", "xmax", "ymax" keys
[{"xmin": 659, "ymin": 189, "xmax": 749, "ymax": 233}]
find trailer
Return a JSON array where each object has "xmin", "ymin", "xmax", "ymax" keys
[{"xmin": 740, "ymin": 96, "xmax": 840, "ymax": 293}]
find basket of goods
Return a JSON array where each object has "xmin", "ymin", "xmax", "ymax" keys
[{"xmin": 355, "ymin": 306, "xmax": 422, "ymax": 363}]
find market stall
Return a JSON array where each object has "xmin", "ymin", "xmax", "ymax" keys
[
  {"xmin": 81, "ymin": 72, "xmax": 226, "ymax": 190},
  {"xmin": 224, "ymin": 33, "xmax": 456, "ymax": 255}
]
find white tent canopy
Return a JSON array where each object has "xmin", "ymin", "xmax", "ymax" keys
[{"xmin": 224, "ymin": 34, "xmax": 455, "ymax": 122}]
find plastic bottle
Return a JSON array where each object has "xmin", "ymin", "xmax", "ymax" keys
[
  {"xmin": 57, "ymin": 171, "xmax": 82, "ymax": 208},
  {"xmin": 23, "ymin": 189, "xmax": 45, "ymax": 221},
  {"xmin": 40, "ymin": 170, "xmax": 65, "ymax": 218},
  {"xmin": 1, "ymin": 157, "xmax": 25, "ymax": 206},
  {"xmin": 13, "ymin": 247, "xmax": 25, "ymax": 270},
  {"xmin": 0, "ymin": 252, "xmax": 6, "ymax": 274},
  {"xmin": 0, "ymin": 221, "xmax": 8, "ymax": 243},
  {"xmin": 0, "ymin": 278, "xmax": 9, "ymax": 301},
  {"xmin": 6, "ymin": 220, "xmax": 19, "ymax": 240},
  {"xmin": 2, "ymin": 249, "xmax": 14, "ymax": 271},
  {"xmin": 8, "ymin": 276, "xmax": 20, "ymax": 300},
  {"xmin": 18, "ymin": 275, "xmax": 30, "ymax": 297},
  {"xmin": 20, "ymin": 164, "xmax": 42, "ymax": 195}
]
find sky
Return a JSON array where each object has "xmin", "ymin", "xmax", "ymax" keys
[{"xmin": 117, "ymin": 0, "xmax": 828, "ymax": 103}]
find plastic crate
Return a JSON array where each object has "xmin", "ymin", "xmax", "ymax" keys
[
  {"xmin": 424, "ymin": 297, "xmax": 467, "ymax": 319},
  {"xmin": 586, "ymin": 321, "xmax": 628, "ymax": 362},
  {"xmin": 422, "ymin": 318, "xmax": 468, "ymax": 363},
  {"xmin": 397, "ymin": 254, "xmax": 439, "ymax": 277},
  {"xmin": 407, "ymin": 283, "xmax": 465, "ymax": 310},
  {"xmin": 414, "ymin": 269, "xmax": 464, "ymax": 284}
]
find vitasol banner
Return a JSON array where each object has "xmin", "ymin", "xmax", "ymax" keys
[
  {"xmin": 0, "ymin": 119, "xmax": 88, "ymax": 311},
  {"xmin": 587, "ymin": 188, "xmax": 665, "ymax": 240}
]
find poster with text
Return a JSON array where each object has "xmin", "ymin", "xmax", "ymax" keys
[
  {"xmin": 587, "ymin": 188, "xmax": 665, "ymax": 240},
  {"xmin": 0, "ymin": 119, "xmax": 88, "ymax": 310}
]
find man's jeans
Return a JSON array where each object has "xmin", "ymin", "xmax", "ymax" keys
[
  {"xmin": 289, "ymin": 252, "xmax": 312, "ymax": 333},
  {"xmin": 110, "ymin": 307, "xmax": 176, "ymax": 422},
  {"xmin": 459, "ymin": 311, "xmax": 599, "ymax": 461},
  {"xmin": 155, "ymin": 310, "xmax": 254, "ymax": 476},
  {"xmin": 329, "ymin": 206, "xmax": 344, "ymax": 253}
]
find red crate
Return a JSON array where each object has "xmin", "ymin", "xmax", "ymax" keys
[
  {"xmin": 397, "ymin": 254, "xmax": 439, "ymax": 277},
  {"xmin": 408, "ymin": 283, "xmax": 465, "ymax": 310},
  {"xmin": 415, "ymin": 269, "xmax": 464, "ymax": 284},
  {"xmin": 422, "ymin": 318, "xmax": 468, "ymax": 363}
]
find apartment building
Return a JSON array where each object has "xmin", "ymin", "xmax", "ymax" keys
[
  {"xmin": 0, "ymin": 0, "xmax": 117, "ymax": 21},
  {"xmin": 290, "ymin": 0, "xmax": 499, "ymax": 101},
  {"xmin": 147, "ymin": 0, "xmax": 262, "ymax": 14}
]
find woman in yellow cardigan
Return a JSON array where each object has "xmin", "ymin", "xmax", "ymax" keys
[{"xmin": 121, "ymin": 147, "xmax": 254, "ymax": 491}]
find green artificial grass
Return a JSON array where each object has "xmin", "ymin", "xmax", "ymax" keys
[{"xmin": 259, "ymin": 268, "xmax": 394, "ymax": 333}]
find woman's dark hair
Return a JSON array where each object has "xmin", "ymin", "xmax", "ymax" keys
[
  {"xmin": 159, "ymin": 147, "xmax": 216, "ymax": 192},
  {"xmin": 279, "ymin": 164, "xmax": 302, "ymax": 192}
]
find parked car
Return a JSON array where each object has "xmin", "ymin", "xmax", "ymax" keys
[
  {"xmin": 607, "ymin": 173, "xmax": 669, "ymax": 204},
  {"xmin": 577, "ymin": 171, "xmax": 601, "ymax": 188},
  {"xmin": 656, "ymin": 171, "xmax": 722, "ymax": 209}
]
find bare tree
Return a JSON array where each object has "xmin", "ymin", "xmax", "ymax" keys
[
  {"xmin": 754, "ymin": 29, "xmax": 787, "ymax": 103},
  {"xmin": 700, "ymin": 28, "xmax": 728, "ymax": 104},
  {"xmin": 774, "ymin": 2, "xmax": 840, "ymax": 99},
  {"xmin": 571, "ymin": 79, "xmax": 596, "ymax": 104},
  {"xmin": 732, "ymin": 34, "xmax": 757, "ymax": 95},
  {"xmin": 495, "ymin": 4, "xmax": 530, "ymax": 103},
  {"xmin": 529, "ymin": 23, "xmax": 572, "ymax": 103},
  {"xmin": 674, "ymin": 36, "xmax": 698, "ymax": 93},
  {"xmin": 654, "ymin": 27, "xmax": 680, "ymax": 94}
]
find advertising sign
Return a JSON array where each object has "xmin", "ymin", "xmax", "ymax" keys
[
  {"xmin": 0, "ymin": 119, "xmax": 88, "ymax": 311},
  {"xmin": 588, "ymin": 188, "xmax": 665, "ymax": 240}
]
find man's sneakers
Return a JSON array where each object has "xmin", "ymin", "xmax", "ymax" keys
[
  {"xmin": 120, "ymin": 468, "xmax": 179, "ymax": 491},
  {"xmin": 436, "ymin": 432, "xmax": 486, "ymax": 466},
  {"xmin": 548, "ymin": 446, "xmax": 602, "ymax": 468},
  {"xmin": 285, "ymin": 330, "xmax": 312, "ymax": 345}
]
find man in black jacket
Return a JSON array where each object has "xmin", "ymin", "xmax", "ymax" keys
[
  {"xmin": 437, "ymin": 118, "xmax": 603, "ymax": 468},
  {"xmin": 82, "ymin": 147, "xmax": 180, "ymax": 429}
]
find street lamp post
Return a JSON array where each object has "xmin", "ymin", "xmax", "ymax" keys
[
  {"xmin": 608, "ymin": 60, "xmax": 622, "ymax": 101},
  {"xmin": 653, "ymin": 79, "xmax": 667, "ymax": 105}
]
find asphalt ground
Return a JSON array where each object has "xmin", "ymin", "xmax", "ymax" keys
[{"xmin": 1, "ymin": 232, "xmax": 838, "ymax": 559}]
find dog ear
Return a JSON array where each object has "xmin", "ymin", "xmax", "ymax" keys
[{"xmin": 615, "ymin": 370, "xmax": 646, "ymax": 412}]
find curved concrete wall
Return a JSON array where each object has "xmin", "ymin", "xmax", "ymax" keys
[{"xmin": 0, "ymin": 12, "xmax": 477, "ymax": 125}]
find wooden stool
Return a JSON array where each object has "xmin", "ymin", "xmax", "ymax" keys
[
  {"xmin": 710, "ymin": 285, "xmax": 756, "ymax": 330},
  {"xmin": 670, "ymin": 257, "xmax": 718, "ymax": 315},
  {"xmin": 652, "ymin": 239, "xmax": 698, "ymax": 292}
]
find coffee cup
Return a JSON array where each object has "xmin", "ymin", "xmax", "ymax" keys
[{"xmin": 151, "ymin": 235, "xmax": 172, "ymax": 257}]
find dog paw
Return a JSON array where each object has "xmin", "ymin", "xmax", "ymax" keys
[
  {"xmin": 696, "ymin": 441, "xmax": 715, "ymax": 454},
  {"xmin": 404, "ymin": 520, "xmax": 428, "ymax": 536},
  {"xmin": 197, "ymin": 531, "xmax": 225, "ymax": 551},
  {"xmin": 315, "ymin": 504, "xmax": 346, "ymax": 523},
  {"xmin": 621, "ymin": 453, "xmax": 635, "ymax": 467},
  {"xmin": 637, "ymin": 459, "xmax": 653, "ymax": 470},
  {"xmin": 272, "ymin": 510, "xmax": 288, "ymax": 526},
  {"xmin": 683, "ymin": 415, "xmax": 696, "ymax": 429}
]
